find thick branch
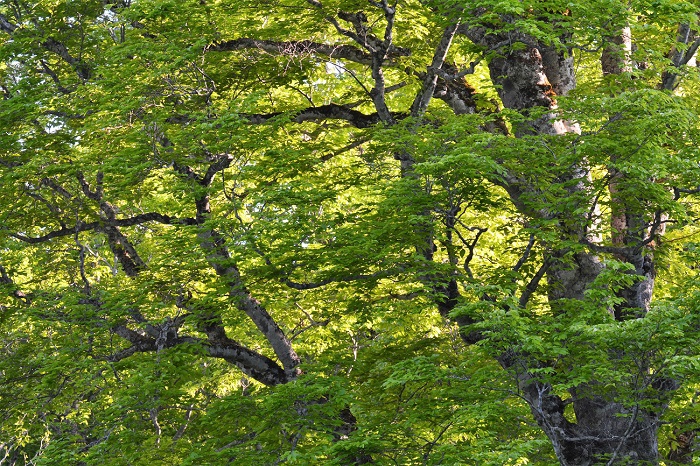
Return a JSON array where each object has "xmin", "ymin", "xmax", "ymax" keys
[
  {"xmin": 198, "ymin": 315, "xmax": 291, "ymax": 385},
  {"xmin": 197, "ymin": 228, "xmax": 301, "ymax": 377},
  {"xmin": 0, "ymin": 12, "xmax": 90, "ymax": 82},
  {"xmin": 661, "ymin": 23, "xmax": 699, "ymax": 91},
  {"xmin": 202, "ymin": 154, "xmax": 234, "ymax": 186},
  {"xmin": 601, "ymin": 26, "xmax": 632, "ymax": 76},
  {"xmin": 243, "ymin": 103, "xmax": 391, "ymax": 128},
  {"xmin": 411, "ymin": 20, "xmax": 460, "ymax": 117},
  {"xmin": 0, "ymin": 13, "xmax": 17, "ymax": 33},
  {"xmin": 109, "ymin": 322, "xmax": 290, "ymax": 386},
  {"xmin": 41, "ymin": 37, "xmax": 90, "ymax": 80},
  {"xmin": 174, "ymin": 158, "xmax": 301, "ymax": 378},
  {"xmin": 205, "ymin": 340, "xmax": 290, "ymax": 386},
  {"xmin": 432, "ymin": 62, "xmax": 479, "ymax": 115},
  {"xmin": 11, "ymin": 213, "xmax": 197, "ymax": 244},
  {"xmin": 75, "ymin": 172, "xmax": 148, "ymax": 276},
  {"xmin": 210, "ymin": 38, "xmax": 375, "ymax": 65}
]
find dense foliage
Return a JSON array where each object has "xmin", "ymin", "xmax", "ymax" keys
[{"xmin": 1, "ymin": 0, "xmax": 700, "ymax": 464}]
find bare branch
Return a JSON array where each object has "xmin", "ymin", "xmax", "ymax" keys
[
  {"xmin": 512, "ymin": 234, "xmax": 536, "ymax": 274},
  {"xmin": 41, "ymin": 178, "xmax": 74, "ymax": 199},
  {"xmin": 42, "ymin": 37, "xmax": 90, "ymax": 80},
  {"xmin": 39, "ymin": 60, "xmax": 71, "ymax": 94},
  {"xmin": 661, "ymin": 23, "xmax": 699, "ymax": 90},
  {"xmin": 77, "ymin": 171, "xmax": 104, "ymax": 201},
  {"xmin": 200, "ymin": 328, "xmax": 291, "ymax": 385},
  {"xmin": 320, "ymin": 137, "xmax": 369, "ymax": 162},
  {"xmin": 336, "ymin": 11, "xmax": 375, "ymax": 52},
  {"xmin": 110, "ymin": 317, "xmax": 292, "ymax": 386},
  {"xmin": 673, "ymin": 185, "xmax": 700, "ymax": 199},
  {"xmin": 452, "ymin": 220, "xmax": 487, "ymax": 280},
  {"xmin": 202, "ymin": 154, "xmax": 234, "ymax": 186},
  {"xmin": 187, "ymin": 180, "xmax": 301, "ymax": 378}
]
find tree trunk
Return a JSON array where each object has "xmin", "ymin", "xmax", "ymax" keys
[
  {"xmin": 519, "ymin": 380, "xmax": 661, "ymax": 465},
  {"xmin": 485, "ymin": 35, "xmax": 667, "ymax": 464}
]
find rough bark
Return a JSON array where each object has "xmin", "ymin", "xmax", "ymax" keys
[{"xmin": 601, "ymin": 27, "xmax": 633, "ymax": 77}]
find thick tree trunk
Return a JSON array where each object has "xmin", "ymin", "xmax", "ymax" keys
[
  {"xmin": 518, "ymin": 380, "xmax": 661, "ymax": 465},
  {"xmin": 485, "ymin": 37, "xmax": 667, "ymax": 464}
]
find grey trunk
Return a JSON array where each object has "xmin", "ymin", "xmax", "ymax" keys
[{"xmin": 488, "ymin": 41, "xmax": 664, "ymax": 464}]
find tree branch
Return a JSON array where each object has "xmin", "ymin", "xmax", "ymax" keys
[
  {"xmin": 512, "ymin": 234, "xmax": 536, "ymax": 274},
  {"xmin": 518, "ymin": 258, "xmax": 552, "ymax": 308},
  {"xmin": 196, "ymin": 226, "xmax": 301, "ymax": 378},
  {"xmin": 41, "ymin": 37, "xmax": 90, "ymax": 80},
  {"xmin": 243, "ymin": 103, "xmax": 395, "ymax": 128},
  {"xmin": 661, "ymin": 23, "xmax": 699, "ymax": 91},
  {"xmin": 210, "ymin": 38, "xmax": 376, "ymax": 65},
  {"xmin": 11, "ymin": 213, "xmax": 197, "ymax": 244},
  {"xmin": 202, "ymin": 154, "xmax": 234, "ymax": 187},
  {"xmin": 0, "ymin": 264, "xmax": 29, "ymax": 302},
  {"xmin": 174, "ymin": 160, "xmax": 301, "ymax": 379},
  {"xmin": 109, "ymin": 320, "xmax": 291, "ymax": 386},
  {"xmin": 411, "ymin": 20, "xmax": 461, "ymax": 117},
  {"xmin": 0, "ymin": 13, "xmax": 17, "ymax": 33}
]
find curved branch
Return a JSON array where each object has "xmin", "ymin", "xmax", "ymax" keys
[
  {"xmin": 210, "ymin": 38, "xmax": 375, "ymax": 65},
  {"xmin": 109, "ymin": 322, "xmax": 290, "ymax": 386},
  {"xmin": 175, "ymin": 166, "xmax": 301, "ymax": 378},
  {"xmin": 203, "ymin": 154, "xmax": 234, "ymax": 187},
  {"xmin": 197, "ymin": 228, "xmax": 301, "ymax": 377},
  {"xmin": 673, "ymin": 185, "xmax": 700, "ymax": 199},
  {"xmin": 11, "ymin": 213, "xmax": 198, "ymax": 244},
  {"xmin": 243, "ymin": 103, "xmax": 399, "ymax": 128}
]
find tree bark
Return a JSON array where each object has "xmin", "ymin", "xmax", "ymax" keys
[
  {"xmin": 482, "ymin": 30, "xmax": 669, "ymax": 464},
  {"xmin": 513, "ymin": 378, "xmax": 663, "ymax": 466}
]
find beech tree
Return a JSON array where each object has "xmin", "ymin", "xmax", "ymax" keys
[{"xmin": 1, "ymin": 0, "xmax": 700, "ymax": 464}]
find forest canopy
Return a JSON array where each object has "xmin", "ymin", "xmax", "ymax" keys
[{"xmin": 1, "ymin": 0, "xmax": 700, "ymax": 464}]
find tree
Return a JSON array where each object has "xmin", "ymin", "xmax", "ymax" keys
[{"xmin": 1, "ymin": 0, "xmax": 699, "ymax": 464}]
